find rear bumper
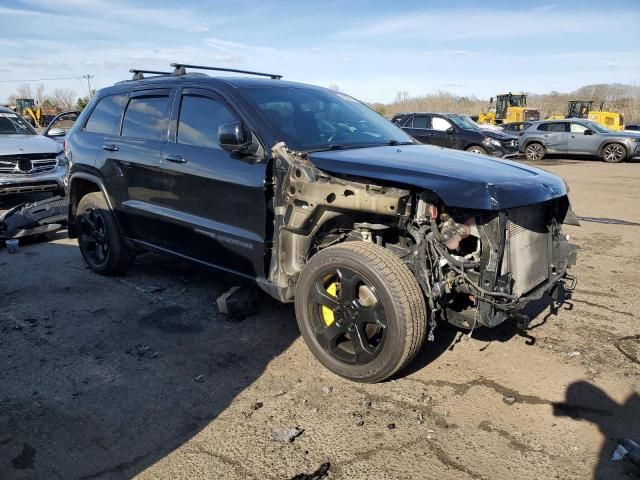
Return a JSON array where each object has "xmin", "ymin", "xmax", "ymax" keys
[{"xmin": 0, "ymin": 164, "xmax": 67, "ymax": 196}]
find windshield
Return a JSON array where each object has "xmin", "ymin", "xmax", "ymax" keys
[
  {"xmin": 583, "ymin": 120, "xmax": 609, "ymax": 133},
  {"xmin": 242, "ymin": 86, "xmax": 413, "ymax": 151},
  {"xmin": 0, "ymin": 112, "xmax": 36, "ymax": 135},
  {"xmin": 449, "ymin": 115, "xmax": 480, "ymax": 130}
]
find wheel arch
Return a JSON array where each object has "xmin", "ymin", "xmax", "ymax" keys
[
  {"xmin": 68, "ymin": 172, "xmax": 113, "ymax": 238},
  {"xmin": 598, "ymin": 141, "xmax": 629, "ymax": 158}
]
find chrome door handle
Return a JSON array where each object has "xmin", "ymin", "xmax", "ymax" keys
[{"xmin": 164, "ymin": 154, "xmax": 187, "ymax": 163}]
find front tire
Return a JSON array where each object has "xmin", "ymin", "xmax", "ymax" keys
[
  {"xmin": 601, "ymin": 143, "xmax": 626, "ymax": 163},
  {"xmin": 295, "ymin": 241, "xmax": 427, "ymax": 383},
  {"xmin": 77, "ymin": 192, "xmax": 134, "ymax": 275},
  {"xmin": 524, "ymin": 142, "xmax": 545, "ymax": 161},
  {"xmin": 466, "ymin": 145, "xmax": 487, "ymax": 155}
]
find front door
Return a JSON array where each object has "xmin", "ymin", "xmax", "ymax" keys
[
  {"xmin": 567, "ymin": 122, "xmax": 600, "ymax": 154},
  {"xmin": 159, "ymin": 87, "xmax": 268, "ymax": 278},
  {"xmin": 429, "ymin": 116, "xmax": 456, "ymax": 148}
]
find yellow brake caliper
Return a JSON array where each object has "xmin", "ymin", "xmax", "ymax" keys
[{"xmin": 322, "ymin": 281, "xmax": 338, "ymax": 326}]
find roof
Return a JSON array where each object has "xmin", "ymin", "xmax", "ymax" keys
[
  {"xmin": 0, "ymin": 106, "xmax": 16, "ymax": 113},
  {"xmin": 114, "ymin": 72, "xmax": 324, "ymax": 91}
]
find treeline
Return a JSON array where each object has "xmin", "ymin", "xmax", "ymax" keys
[
  {"xmin": 372, "ymin": 83, "xmax": 640, "ymax": 123},
  {"xmin": 4, "ymin": 83, "xmax": 92, "ymax": 111}
]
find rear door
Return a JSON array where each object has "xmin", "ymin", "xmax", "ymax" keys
[
  {"xmin": 568, "ymin": 122, "xmax": 600, "ymax": 154},
  {"xmin": 159, "ymin": 87, "xmax": 268, "ymax": 278},
  {"xmin": 403, "ymin": 114, "xmax": 433, "ymax": 144},
  {"xmin": 97, "ymin": 88, "xmax": 173, "ymax": 245},
  {"xmin": 542, "ymin": 122, "xmax": 569, "ymax": 153}
]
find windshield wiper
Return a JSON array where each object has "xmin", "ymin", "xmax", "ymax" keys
[{"xmin": 386, "ymin": 140, "xmax": 414, "ymax": 146}]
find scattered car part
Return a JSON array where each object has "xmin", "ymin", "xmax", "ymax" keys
[
  {"xmin": 216, "ymin": 286, "xmax": 258, "ymax": 318},
  {"xmin": 0, "ymin": 195, "xmax": 67, "ymax": 240}
]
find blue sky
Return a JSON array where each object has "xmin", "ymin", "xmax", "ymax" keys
[{"xmin": 1, "ymin": 0, "xmax": 639, "ymax": 104}]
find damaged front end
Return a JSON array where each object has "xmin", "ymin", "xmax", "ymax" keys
[
  {"xmin": 266, "ymin": 142, "xmax": 577, "ymax": 333},
  {"xmin": 407, "ymin": 193, "xmax": 578, "ymax": 332}
]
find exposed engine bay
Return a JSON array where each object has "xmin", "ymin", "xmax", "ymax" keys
[{"xmin": 267, "ymin": 143, "xmax": 578, "ymax": 335}]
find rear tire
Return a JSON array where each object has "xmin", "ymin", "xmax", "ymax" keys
[
  {"xmin": 76, "ymin": 192, "xmax": 134, "ymax": 275},
  {"xmin": 524, "ymin": 142, "xmax": 545, "ymax": 161},
  {"xmin": 466, "ymin": 145, "xmax": 487, "ymax": 155},
  {"xmin": 295, "ymin": 241, "xmax": 427, "ymax": 383},
  {"xmin": 601, "ymin": 143, "xmax": 626, "ymax": 163}
]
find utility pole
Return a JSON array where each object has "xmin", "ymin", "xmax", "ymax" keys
[{"xmin": 82, "ymin": 74, "xmax": 94, "ymax": 98}]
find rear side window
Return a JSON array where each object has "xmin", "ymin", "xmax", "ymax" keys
[
  {"xmin": 548, "ymin": 123, "xmax": 567, "ymax": 132},
  {"xmin": 177, "ymin": 95, "xmax": 236, "ymax": 149},
  {"xmin": 411, "ymin": 115, "xmax": 428, "ymax": 129},
  {"xmin": 84, "ymin": 93, "xmax": 128, "ymax": 134},
  {"xmin": 121, "ymin": 95, "xmax": 169, "ymax": 141},
  {"xmin": 537, "ymin": 123, "xmax": 549, "ymax": 131}
]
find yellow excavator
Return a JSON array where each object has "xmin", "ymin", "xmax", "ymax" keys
[
  {"xmin": 547, "ymin": 100, "xmax": 624, "ymax": 131},
  {"xmin": 14, "ymin": 98, "xmax": 43, "ymax": 127},
  {"xmin": 476, "ymin": 93, "xmax": 540, "ymax": 125}
]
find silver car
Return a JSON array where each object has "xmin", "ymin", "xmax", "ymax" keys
[
  {"xmin": 519, "ymin": 119, "xmax": 640, "ymax": 163},
  {"xmin": 0, "ymin": 106, "xmax": 67, "ymax": 196}
]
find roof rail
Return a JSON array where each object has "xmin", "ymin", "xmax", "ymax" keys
[
  {"xmin": 129, "ymin": 69, "xmax": 173, "ymax": 80},
  {"xmin": 170, "ymin": 63, "xmax": 282, "ymax": 80}
]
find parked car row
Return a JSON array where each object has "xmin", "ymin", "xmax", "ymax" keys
[
  {"xmin": 394, "ymin": 111, "xmax": 640, "ymax": 163},
  {"xmin": 391, "ymin": 112, "xmax": 519, "ymax": 158}
]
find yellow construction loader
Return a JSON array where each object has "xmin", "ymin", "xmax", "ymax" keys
[
  {"xmin": 551, "ymin": 100, "xmax": 624, "ymax": 131},
  {"xmin": 476, "ymin": 93, "xmax": 540, "ymax": 125}
]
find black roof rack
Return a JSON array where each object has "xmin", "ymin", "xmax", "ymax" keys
[
  {"xmin": 170, "ymin": 63, "xmax": 282, "ymax": 80},
  {"xmin": 129, "ymin": 69, "xmax": 173, "ymax": 80}
]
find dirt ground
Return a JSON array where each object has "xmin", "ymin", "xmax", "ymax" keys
[{"xmin": 1, "ymin": 157, "xmax": 639, "ymax": 480}]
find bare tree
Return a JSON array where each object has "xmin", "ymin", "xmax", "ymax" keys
[
  {"xmin": 49, "ymin": 88, "xmax": 78, "ymax": 110},
  {"xmin": 15, "ymin": 83, "xmax": 34, "ymax": 99},
  {"xmin": 35, "ymin": 83, "xmax": 47, "ymax": 106}
]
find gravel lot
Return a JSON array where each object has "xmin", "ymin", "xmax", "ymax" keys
[{"xmin": 1, "ymin": 158, "xmax": 639, "ymax": 480}]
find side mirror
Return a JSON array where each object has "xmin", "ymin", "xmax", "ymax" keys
[
  {"xmin": 584, "ymin": 129, "xmax": 594, "ymax": 135},
  {"xmin": 446, "ymin": 126, "xmax": 455, "ymax": 134},
  {"xmin": 46, "ymin": 127, "xmax": 66, "ymax": 137},
  {"xmin": 489, "ymin": 97, "xmax": 494, "ymax": 104},
  {"xmin": 218, "ymin": 121, "xmax": 253, "ymax": 153}
]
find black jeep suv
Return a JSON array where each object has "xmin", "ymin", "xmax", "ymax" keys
[
  {"xmin": 65, "ymin": 64, "xmax": 577, "ymax": 383},
  {"xmin": 391, "ymin": 112, "xmax": 519, "ymax": 158}
]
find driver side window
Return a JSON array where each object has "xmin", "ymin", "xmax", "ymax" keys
[
  {"xmin": 431, "ymin": 117, "xmax": 452, "ymax": 132},
  {"xmin": 570, "ymin": 123, "xmax": 588, "ymax": 134}
]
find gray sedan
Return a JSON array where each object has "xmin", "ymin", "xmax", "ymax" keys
[{"xmin": 519, "ymin": 119, "xmax": 640, "ymax": 163}]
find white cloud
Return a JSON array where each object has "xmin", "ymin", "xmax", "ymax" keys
[{"xmin": 187, "ymin": 25, "xmax": 209, "ymax": 33}]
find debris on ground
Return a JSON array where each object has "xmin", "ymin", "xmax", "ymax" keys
[
  {"xmin": 5, "ymin": 239, "xmax": 19, "ymax": 254},
  {"xmin": 193, "ymin": 374, "xmax": 205, "ymax": 383},
  {"xmin": 271, "ymin": 427, "xmax": 304, "ymax": 443},
  {"xmin": 216, "ymin": 286, "xmax": 258, "ymax": 319},
  {"xmin": 125, "ymin": 344, "xmax": 159, "ymax": 359},
  {"xmin": 0, "ymin": 196, "xmax": 67, "ymax": 240},
  {"xmin": 387, "ymin": 423, "xmax": 396, "ymax": 430},
  {"xmin": 614, "ymin": 334, "xmax": 640, "ymax": 365},
  {"xmin": 290, "ymin": 462, "xmax": 331, "ymax": 480},
  {"xmin": 567, "ymin": 351, "xmax": 581, "ymax": 358},
  {"xmin": 321, "ymin": 386, "xmax": 333, "ymax": 394},
  {"xmin": 503, "ymin": 396, "xmax": 517, "ymax": 405},
  {"xmin": 611, "ymin": 439, "xmax": 640, "ymax": 465},
  {"xmin": 251, "ymin": 402, "xmax": 264, "ymax": 411}
]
